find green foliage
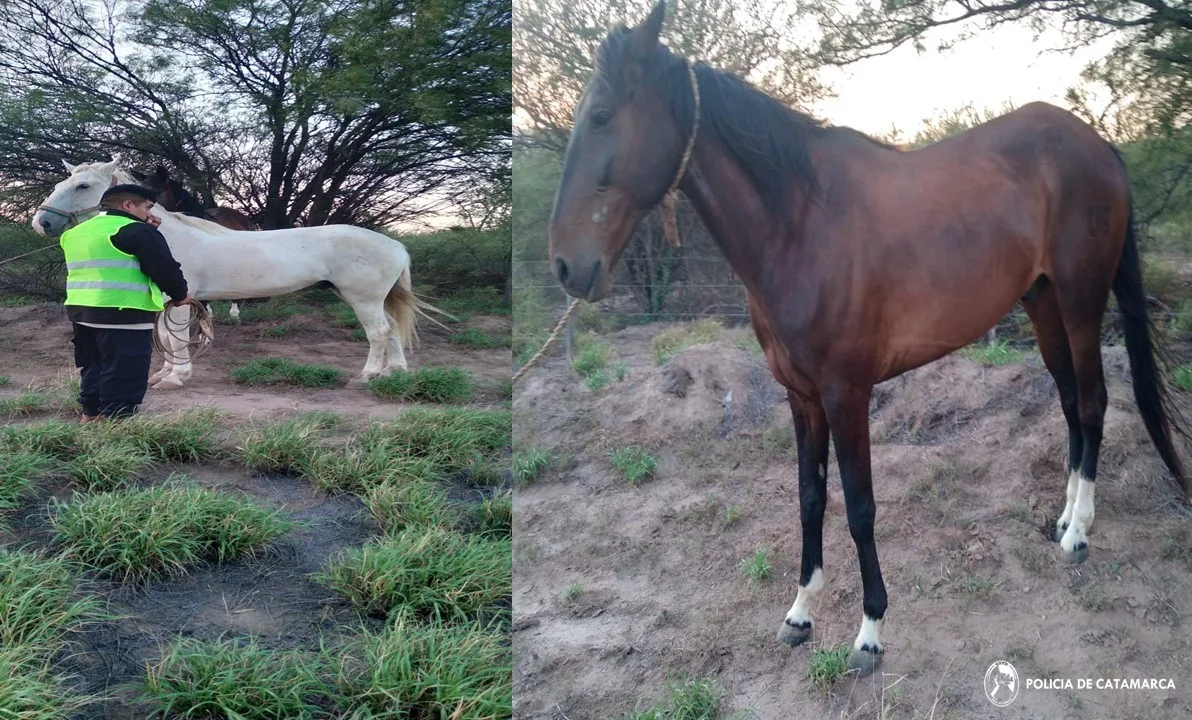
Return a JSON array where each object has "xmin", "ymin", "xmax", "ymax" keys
[
  {"xmin": 401, "ymin": 229, "xmax": 510, "ymax": 296},
  {"xmin": 651, "ymin": 318, "xmax": 723, "ymax": 365},
  {"xmin": 513, "ymin": 448, "xmax": 551, "ymax": 484}
]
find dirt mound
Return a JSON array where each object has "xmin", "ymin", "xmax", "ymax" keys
[{"xmin": 514, "ymin": 323, "xmax": 1192, "ymax": 720}]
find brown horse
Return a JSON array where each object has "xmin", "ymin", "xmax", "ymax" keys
[
  {"xmin": 548, "ymin": 1, "xmax": 1188, "ymax": 676},
  {"xmin": 132, "ymin": 165, "xmax": 260, "ymax": 231}
]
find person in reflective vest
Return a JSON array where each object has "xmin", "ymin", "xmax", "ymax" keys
[{"xmin": 60, "ymin": 184, "xmax": 200, "ymax": 421}]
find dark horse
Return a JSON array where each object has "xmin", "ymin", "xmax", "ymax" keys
[
  {"xmin": 132, "ymin": 165, "xmax": 260, "ymax": 231},
  {"xmin": 548, "ymin": 2, "xmax": 1188, "ymax": 675}
]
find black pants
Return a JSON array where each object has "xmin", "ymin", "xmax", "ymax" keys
[{"xmin": 71, "ymin": 324, "xmax": 153, "ymax": 418}]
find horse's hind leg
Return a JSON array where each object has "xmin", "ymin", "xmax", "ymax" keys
[
  {"xmin": 1022, "ymin": 281, "xmax": 1085, "ymax": 548},
  {"xmin": 1048, "ymin": 268, "xmax": 1113, "ymax": 564},
  {"xmin": 776, "ymin": 391, "xmax": 830, "ymax": 648},
  {"xmin": 340, "ymin": 295, "xmax": 391, "ymax": 383}
]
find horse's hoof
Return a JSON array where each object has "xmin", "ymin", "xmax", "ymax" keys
[
  {"xmin": 777, "ymin": 618, "xmax": 812, "ymax": 647},
  {"xmin": 152, "ymin": 378, "xmax": 184, "ymax": 390},
  {"xmin": 848, "ymin": 646, "xmax": 883, "ymax": 677},
  {"xmin": 1063, "ymin": 543, "xmax": 1089, "ymax": 564}
]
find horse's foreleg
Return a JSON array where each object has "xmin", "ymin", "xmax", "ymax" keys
[
  {"xmin": 149, "ymin": 312, "xmax": 173, "ymax": 384},
  {"xmin": 777, "ymin": 391, "xmax": 830, "ymax": 648},
  {"xmin": 152, "ymin": 305, "xmax": 192, "ymax": 389},
  {"xmin": 825, "ymin": 385, "xmax": 886, "ymax": 677}
]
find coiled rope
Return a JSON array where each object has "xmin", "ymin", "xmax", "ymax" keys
[{"xmin": 152, "ymin": 300, "xmax": 215, "ymax": 363}]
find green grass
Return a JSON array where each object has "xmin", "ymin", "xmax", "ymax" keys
[
  {"xmin": 238, "ymin": 419, "xmax": 324, "ymax": 474},
  {"xmin": 313, "ymin": 526, "xmax": 510, "ymax": 622},
  {"xmin": 367, "ymin": 367, "xmax": 474, "ymax": 404},
  {"xmin": 0, "ymin": 648, "xmax": 97, "ymax": 718},
  {"xmin": 651, "ymin": 318, "xmax": 723, "ymax": 365},
  {"xmin": 619, "ymin": 676, "xmax": 725, "ymax": 720},
  {"xmin": 572, "ymin": 334, "xmax": 611, "ymax": 382},
  {"xmin": 232, "ymin": 358, "xmax": 343, "ymax": 387},
  {"xmin": 808, "ymin": 644, "xmax": 852, "ymax": 688},
  {"xmin": 583, "ymin": 370, "xmax": 608, "ymax": 391},
  {"xmin": 0, "ymin": 375, "xmax": 8, "ymax": 386},
  {"xmin": 960, "ymin": 338, "xmax": 1023, "ymax": 366},
  {"xmin": 263, "ymin": 325, "xmax": 290, "ymax": 338},
  {"xmin": 50, "ymin": 480, "xmax": 294, "ymax": 582},
  {"xmin": 738, "ymin": 546, "xmax": 774, "ymax": 586},
  {"xmin": 0, "ymin": 420, "xmax": 82, "ymax": 458},
  {"xmin": 474, "ymin": 490, "xmax": 512, "ymax": 540},
  {"xmin": 141, "ymin": 635, "xmax": 329, "ymax": 720},
  {"xmin": 66, "ymin": 441, "xmax": 151, "ymax": 492},
  {"xmin": 347, "ymin": 327, "xmax": 367, "ymax": 342},
  {"xmin": 610, "ymin": 446, "xmax": 659, "ymax": 486},
  {"xmin": 359, "ymin": 407, "xmax": 510, "ymax": 475},
  {"xmin": 0, "ymin": 450, "xmax": 54, "ymax": 516},
  {"xmin": 305, "ymin": 446, "xmax": 441, "ymax": 493},
  {"xmin": 329, "ymin": 302, "xmax": 361, "ymax": 328},
  {"xmin": 0, "ymin": 549, "xmax": 103, "ymax": 651},
  {"xmin": 92, "ymin": 409, "xmax": 221, "ymax": 462},
  {"xmin": 450, "ymin": 327, "xmax": 504, "ymax": 348},
  {"xmin": 1, "ymin": 389, "xmax": 46, "ymax": 416},
  {"xmin": 333, "ymin": 614, "xmax": 511, "ymax": 719},
  {"xmin": 231, "ymin": 296, "xmax": 313, "ymax": 323},
  {"xmin": 365, "ymin": 479, "xmax": 454, "ymax": 534},
  {"xmin": 513, "ymin": 448, "xmax": 550, "ymax": 484},
  {"xmin": 436, "ymin": 287, "xmax": 511, "ymax": 320}
]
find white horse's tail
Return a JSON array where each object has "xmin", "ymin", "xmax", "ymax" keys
[{"xmin": 384, "ymin": 265, "xmax": 453, "ymax": 348}]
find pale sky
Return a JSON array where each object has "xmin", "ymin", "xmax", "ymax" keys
[{"xmin": 811, "ymin": 20, "xmax": 1120, "ymax": 138}]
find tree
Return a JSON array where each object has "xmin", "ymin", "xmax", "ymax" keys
[
  {"xmin": 0, "ymin": 0, "xmax": 510, "ymax": 229},
  {"xmin": 514, "ymin": 0, "xmax": 829, "ymax": 151}
]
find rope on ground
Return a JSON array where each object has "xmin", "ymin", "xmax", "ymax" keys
[
  {"xmin": 152, "ymin": 300, "xmax": 215, "ymax": 363},
  {"xmin": 512, "ymin": 297, "xmax": 581, "ymax": 385}
]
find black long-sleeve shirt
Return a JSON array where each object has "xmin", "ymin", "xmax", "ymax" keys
[{"xmin": 66, "ymin": 209, "xmax": 188, "ymax": 325}]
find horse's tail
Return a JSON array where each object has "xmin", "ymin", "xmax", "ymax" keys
[
  {"xmin": 1109, "ymin": 146, "xmax": 1190, "ymax": 499},
  {"xmin": 384, "ymin": 264, "xmax": 454, "ymax": 349}
]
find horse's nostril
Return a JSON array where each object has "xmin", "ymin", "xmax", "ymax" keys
[
  {"xmin": 555, "ymin": 257, "xmax": 570, "ymax": 285},
  {"xmin": 39, "ymin": 219, "xmax": 51, "ymax": 230}
]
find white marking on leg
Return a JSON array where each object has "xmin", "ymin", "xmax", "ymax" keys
[
  {"xmin": 1060, "ymin": 478, "xmax": 1095, "ymax": 553},
  {"xmin": 784, "ymin": 567, "xmax": 824, "ymax": 627},
  {"xmin": 853, "ymin": 614, "xmax": 883, "ymax": 653},
  {"xmin": 1056, "ymin": 469, "xmax": 1080, "ymax": 534}
]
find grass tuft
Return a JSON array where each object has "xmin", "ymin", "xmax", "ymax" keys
[
  {"xmin": 360, "ymin": 408, "xmax": 509, "ymax": 474},
  {"xmin": 808, "ymin": 644, "xmax": 852, "ymax": 688},
  {"xmin": 141, "ymin": 635, "xmax": 329, "ymax": 719},
  {"xmin": 0, "ymin": 450, "xmax": 55, "ymax": 516},
  {"xmin": 238, "ymin": 420, "xmax": 323, "ymax": 474},
  {"xmin": 93, "ymin": 409, "xmax": 221, "ymax": 462},
  {"xmin": 50, "ymin": 480, "xmax": 293, "ymax": 582},
  {"xmin": 619, "ymin": 676, "xmax": 724, "ymax": 720},
  {"xmin": 333, "ymin": 614, "xmax": 511, "ymax": 718},
  {"xmin": 474, "ymin": 490, "xmax": 512, "ymax": 540},
  {"xmin": 738, "ymin": 546, "xmax": 774, "ymax": 586},
  {"xmin": 367, "ymin": 367, "xmax": 474, "ymax": 404},
  {"xmin": 365, "ymin": 480, "xmax": 454, "ymax": 534},
  {"xmin": 232, "ymin": 358, "xmax": 342, "ymax": 387},
  {"xmin": 314, "ymin": 526, "xmax": 510, "ymax": 622},
  {"xmin": 513, "ymin": 448, "xmax": 550, "ymax": 485},
  {"xmin": 651, "ymin": 318, "xmax": 723, "ymax": 365},
  {"xmin": 66, "ymin": 441, "xmax": 151, "ymax": 492},
  {"xmin": 450, "ymin": 327, "xmax": 504, "ymax": 348},
  {"xmin": 610, "ymin": 446, "xmax": 658, "ymax": 486},
  {"xmin": 0, "ymin": 549, "xmax": 102, "ymax": 650}
]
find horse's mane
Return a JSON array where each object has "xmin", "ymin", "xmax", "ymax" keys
[{"xmin": 597, "ymin": 28, "xmax": 897, "ymax": 215}]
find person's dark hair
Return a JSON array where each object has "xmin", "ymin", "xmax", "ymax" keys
[{"xmin": 100, "ymin": 184, "xmax": 158, "ymax": 209}]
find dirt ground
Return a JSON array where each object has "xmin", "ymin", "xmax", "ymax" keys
[
  {"xmin": 0, "ymin": 300, "xmax": 511, "ymax": 716},
  {"xmin": 0, "ymin": 301, "xmax": 512, "ymax": 418},
  {"xmin": 513, "ymin": 323, "xmax": 1192, "ymax": 719}
]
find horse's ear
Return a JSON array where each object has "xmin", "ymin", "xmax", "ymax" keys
[
  {"xmin": 153, "ymin": 165, "xmax": 169, "ymax": 182},
  {"xmin": 98, "ymin": 157, "xmax": 121, "ymax": 175},
  {"xmin": 627, "ymin": 1, "xmax": 665, "ymax": 60},
  {"xmin": 61, "ymin": 159, "xmax": 77, "ymax": 173}
]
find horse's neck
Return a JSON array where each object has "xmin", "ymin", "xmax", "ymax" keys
[{"xmin": 677, "ymin": 140, "xmax": 808, "ymax": 294}]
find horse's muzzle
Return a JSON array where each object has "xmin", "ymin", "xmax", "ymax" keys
[{"xmin": 553, "ymin": 253, "xmax": 606, "ymax": 301}]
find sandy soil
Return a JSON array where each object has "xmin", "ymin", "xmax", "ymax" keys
[
  {"xmin": 512, "ymin": 323, "xmax": 1192, "ymax": 719},
  {"xmin": 0, "ymin": 302, "xmax": 512, "ymax": 418}
]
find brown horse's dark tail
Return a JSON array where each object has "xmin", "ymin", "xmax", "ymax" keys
[{"xmin": 1109, "ymin": 160, "xmax": 1190, "ymax": 499}]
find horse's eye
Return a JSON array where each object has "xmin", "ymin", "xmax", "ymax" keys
[
  {"xmin": 77, "ymin": 184, "xmax": 90, "ymax": 190},
  {"xmin": 592, "ymin": 109, "xmax": 612, "ymax": 128}
]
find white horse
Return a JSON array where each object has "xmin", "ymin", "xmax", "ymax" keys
[{"xmin": 32, "ymin": 157, "xmax": 433, "ymax": 389}]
